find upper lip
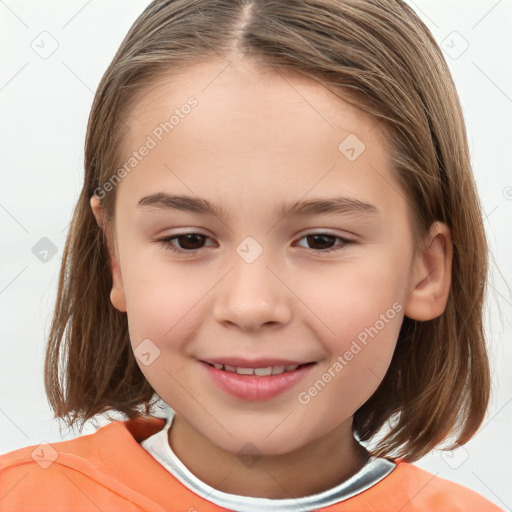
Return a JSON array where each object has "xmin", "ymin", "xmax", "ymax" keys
[{"xmin": 200, "ymin": 357, "xmax": 314, "ymax": 368}]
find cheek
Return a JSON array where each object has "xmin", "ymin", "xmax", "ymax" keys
[
  {"xmin": 297, "ymin": 308, "xmax": 402, "ymax": 423},
  {"xmin": 298, "ymin": 253, "xmax": 405, "ymax": 340},
  {"xmin": 119, "ymin": 258, "xmax": 212, "ymax": 403},
  {"xmin": 336, "ymin": 316, "xmax": 401, "ymax": 396},
  {"xmin": 296, "ymin": 258, "xmax": 405, "ymax": 402},
  {"xmin": 120, "ymin": 251, "xmax": 212, "ymax": 352}
]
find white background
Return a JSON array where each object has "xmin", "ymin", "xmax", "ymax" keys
[{"xmin": 0, "ymin": 0, "xmax": 511, "ymax": 509}]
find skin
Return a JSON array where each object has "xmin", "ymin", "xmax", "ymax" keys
[{"xmin": 90, "ymin": 57, "xmax": 453, "ymax": 498}]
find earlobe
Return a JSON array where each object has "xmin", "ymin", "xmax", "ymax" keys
[
  {"xmin": 89, "ymin": 195, "xmax": 127, "ymax": 313},
  {"xmin": 110, "ymin": 286, "xmax": 127, "ymax": 313},
  {"xmin": 404, "ymin": 222, "xmax": 453, "ymax": 321},
  {"xmin": 90, "ymin": 195, "xmax": 104, "ymax": 228}
]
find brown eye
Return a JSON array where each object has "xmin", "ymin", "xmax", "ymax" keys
[
  {"xmin": 296, "ymin": 233, "xmax": 356, "ymax": 255},
  {"xmin": 172, "ymin": 233, "xmax": 207, "ymax": 250},
  {"xmin": 305, "ymin": 234, "xmax": 337, "ymax": 251},
  {"xmin": 156, "ymin": 233, "xmax": 213, "ymax": 255}
]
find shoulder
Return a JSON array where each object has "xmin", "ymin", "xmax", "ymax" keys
[
  {"xmin": 0, "ymin": 415, "xmax": 165, "ymax": 469},
  {"xmin": 0, "ymin": 416, "xmax": 167, "ymax": 512},
  {"xmin": 323, "ymin": 459, "xmax": 503, "ymax": 511},
  {"xmin": 359, "ymin": 460, "xmax": 504, "ymax": 511}
]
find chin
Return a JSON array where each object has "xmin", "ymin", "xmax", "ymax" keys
[{"xmin": 204, "ymin": 423, "xmax": 314, "ymax": 458}]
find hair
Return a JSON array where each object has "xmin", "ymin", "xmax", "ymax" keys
[{"xmin": 45, "ymin": 0, "xmax": 490, "ymax": 462}]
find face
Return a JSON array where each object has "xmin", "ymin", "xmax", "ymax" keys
[{"xmin": 91, "ymin": 58, "xmax": 449, "ymax": 457}]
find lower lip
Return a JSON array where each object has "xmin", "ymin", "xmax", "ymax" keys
[{"xmin": 200, "ymin": 361, "xmax": 315, "ymax": 401}]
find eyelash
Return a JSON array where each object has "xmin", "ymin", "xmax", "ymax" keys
[{"xmin": 155, "ymin": 232, "xmax": 356, "ymax": 256}]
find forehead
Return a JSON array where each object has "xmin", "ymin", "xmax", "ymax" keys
[
  {"xmin": 115, "ymin": 59, "xmax": 408, "ymax": 225},
  {"xmin": 127, "ymin": 59, "xmax": 381, "ymax": 141}
]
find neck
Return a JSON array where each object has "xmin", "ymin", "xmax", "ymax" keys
[{"xmin": 168, "ymin": 413, "xmax": 369, "ymax": 499}]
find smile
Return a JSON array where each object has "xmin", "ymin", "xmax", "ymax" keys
[
  {"xmin": 204, "ymin": 362, "xmax": 312, "ymax": 376},
  {"xmin": 199, "ymin": 360, "xmax": 316, "ymax": 401}
]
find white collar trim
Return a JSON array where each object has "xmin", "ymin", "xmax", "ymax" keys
[{"xmin": 141, "ymin": 411, "xmax": 396, "ymax": 511}]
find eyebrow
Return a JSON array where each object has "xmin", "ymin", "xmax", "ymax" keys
[{"xmin": 137, "ymin": 192, "xmax": 380, "ymax": 219}]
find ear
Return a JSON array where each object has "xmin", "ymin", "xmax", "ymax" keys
[
  {"xmin": 90, "ymin": 195, "xmax": 127, "ymax": 313},
  {"xmin": 404, "ymin": 221, "xmax": 453, "ymax": 321}
]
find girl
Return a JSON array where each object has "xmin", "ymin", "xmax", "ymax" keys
[{"xmin": 0, "ymin": 0, "xmax": 504, "ymax": 510}]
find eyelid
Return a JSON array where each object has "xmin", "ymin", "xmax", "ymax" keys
[
  {"xmin": 154, "ymin": 231, "xmax": 216, "ymax": 255},
  {"xmin": 294, "ymin": 233, "xmax": 356, "ymax": 254},
  {"xmin": 154, "ymin": 230, "xmax": 357, "ymax": 257}
]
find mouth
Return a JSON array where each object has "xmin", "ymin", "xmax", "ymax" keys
[
  {"xmin": 199, "ymin": 359, "xmax": 317, "ymax": 401},
  {"xmin": 201, "ymin": 361, "xmax": 315, "ymax": 376}
]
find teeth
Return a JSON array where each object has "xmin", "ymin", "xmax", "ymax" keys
[
  {"xmin": 210, "ymin": 363, "xmax": 303, "ymax": 376},
  {"xmin": 236, "ymin": 367, "xmax": 254, "ymax": 375},
  {"xmin": 254, "ymin": 367, "xmax": 273, "ymax": 376}
]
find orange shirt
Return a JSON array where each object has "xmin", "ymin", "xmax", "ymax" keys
[{"xmin": 0, "ymin": 416, "xmax": 503, "ymax": 511}]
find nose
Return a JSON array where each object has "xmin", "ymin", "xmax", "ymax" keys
[{"xmin": 213, "ymin": 255, "xmax": 293, "ymax": 332}]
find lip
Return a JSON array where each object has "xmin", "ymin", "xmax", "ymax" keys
[
  {"xmin": 202, "ymin": 357, "xmax": 310, "ymax": 368},
  {"xmin": 199, "ymin": 360, "xmax": 316, "ymax": 401}
]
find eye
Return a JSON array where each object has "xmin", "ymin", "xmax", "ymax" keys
[
  {"xmin": 156, "ymin": 233, "xmax": 215, "ymax": 255},
  {"xmin": 155, "ymin": 232, "xmax": 355, "ymax": 257},
  {"xmin": 295, "ymin": 233, "xmax": 356, "ymax": 255}
]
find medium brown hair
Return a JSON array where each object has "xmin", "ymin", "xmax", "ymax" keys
[{"xmin": 45, "ymin": 0, "xmax": 490, "ymax": 461}]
